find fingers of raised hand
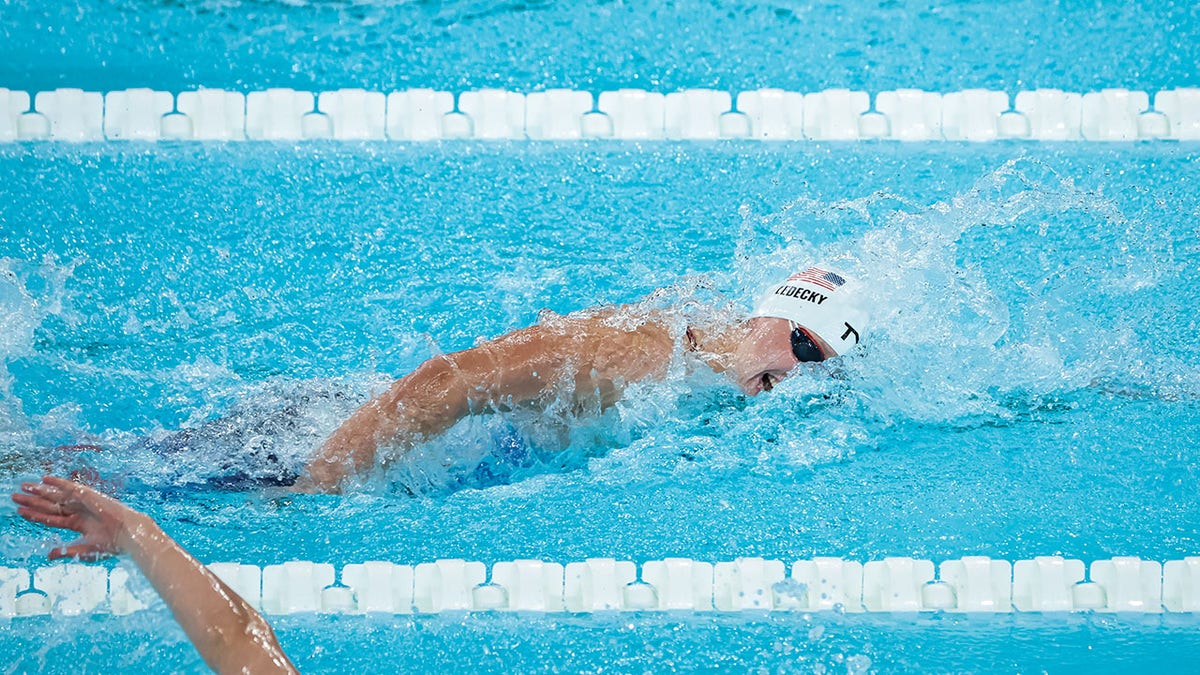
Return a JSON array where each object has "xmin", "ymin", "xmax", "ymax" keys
[
  {"xmin": 21, "ymin": 479, "xmax": 72, "ymax": 505},
  {"xmin": 14, "ymin": 507, "xmax": 78, "ymax": 531},
  {"xmin": 42, "ymin": 475, "xmax": 115, "ymax": 512},
  {"xmin": 41, "ymin": 475, "xmax": 79, "ymax": 490},
  {"xmin": 12, "ymin": 491, "xmax": 72, "ymax": 517},
  {"xmin": 12, "ymin": 488, "xmax": 85, "ymax": 533}
]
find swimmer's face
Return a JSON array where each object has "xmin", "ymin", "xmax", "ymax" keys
[{"xmin": 732, "ymin": 317, "xmax": 831, "ymax": 395}]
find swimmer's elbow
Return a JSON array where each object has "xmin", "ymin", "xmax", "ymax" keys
[{"xmin": 398, "ymin": 357, "xmax": 474, "ymax": 430}]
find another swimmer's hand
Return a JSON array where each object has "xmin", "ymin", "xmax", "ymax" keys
[
  {"xmin": 11, "ymin": 476, "xmax": 151, "ymax": 561},
  {"xmin": 14, "ymin": 476, "xmax": 300, "ymax": 674}
]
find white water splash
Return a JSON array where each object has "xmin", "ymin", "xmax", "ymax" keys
[{"xmin": 0, "ymin": 257, "xmax": 78, "ymax": 454}]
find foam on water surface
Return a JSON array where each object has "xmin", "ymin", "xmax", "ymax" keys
[
  {"xmin": 3, "ymin": 0, "xmax": 1200, "ymax": 669},
  {"xmin": 1, "ymin": 142, "xmax": 1199, "ymax": 672}
]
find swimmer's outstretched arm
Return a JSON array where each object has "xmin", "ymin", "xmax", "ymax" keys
[
  {"xmin": 12, "ymin": 476, "xmax": 298, "ymax": 675},
  {"xmin": 296, "ymin": 325, "xmax": 563, "ymax": 493},
  {"xmin": 297, "ymin": 316, "xmax": 673, "ymax": 493}
]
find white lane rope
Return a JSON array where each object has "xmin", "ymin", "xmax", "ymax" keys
[
  {"xmin": 3, "ymin": 555, "xmax": 1197, "ymax": 616},
  {"xmin": 1, "ymin": 87, "xmax": 1197, "ymax": 142}
]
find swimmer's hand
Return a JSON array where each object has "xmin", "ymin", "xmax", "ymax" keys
[
  {"xmin": 13, "ymin": 476, "xmax": 298, "ymax": 674},
  {"xmin": 291, "ymin": 455, "xmax": 348, "ymax": 494},
  {"xmin": 12, "ymin": 476, "xmax": 144, "ymax": 561},
  {"xmin": 289, "ymin": 474, "xmax": 325, "ymax": 494}
]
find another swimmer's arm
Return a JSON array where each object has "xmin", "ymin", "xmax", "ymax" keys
[{"xmin": 12, "ymin": 476, "xmax": 297, "ymax": 675}]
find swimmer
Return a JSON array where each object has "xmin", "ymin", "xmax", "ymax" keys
[
  {"xmin": 297, "ymin": 266, "xmax": 869, "ymax": 493},
  {"xmin": 11, "ymin": 476, "xmax": 298, "ymax": 674}
]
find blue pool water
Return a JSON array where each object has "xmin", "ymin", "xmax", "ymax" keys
[
  {"xmin": 2, "ymin": 143, "xmax": 1199, "ymax": 671},
  {"xmin": 3, "ymin": 0, "xmax": 1200, "ymax": 672},
  {"xmin": 3, "ymin": 0, "xmax": 1199, "ymax": 94}
]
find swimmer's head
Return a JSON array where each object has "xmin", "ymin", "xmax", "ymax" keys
[
  {"xmin": 751, "ymin": 266, "xmax": 869, "ymax": 359},
  {"xmin": 729, "ymin": 266, "xmax": 869, "ymax": 395}
]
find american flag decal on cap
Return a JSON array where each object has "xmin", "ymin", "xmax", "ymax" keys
[{"xmin": 788, "ymin": 267, "xmax": 846, "ymax": 291}]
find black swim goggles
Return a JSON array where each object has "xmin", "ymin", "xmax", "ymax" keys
[{"xmin": 789, "ymin": 323, "xmax": 827, "ymax": 363}]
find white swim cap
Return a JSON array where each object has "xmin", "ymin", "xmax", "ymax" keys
[{"xmin": 751, "ymin": 266, "xmax": 869, "ymax": 357}]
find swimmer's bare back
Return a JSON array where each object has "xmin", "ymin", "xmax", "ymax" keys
[{"xmin": 294, "ymin": 308, "xmax": 677, "ymax": 493}]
